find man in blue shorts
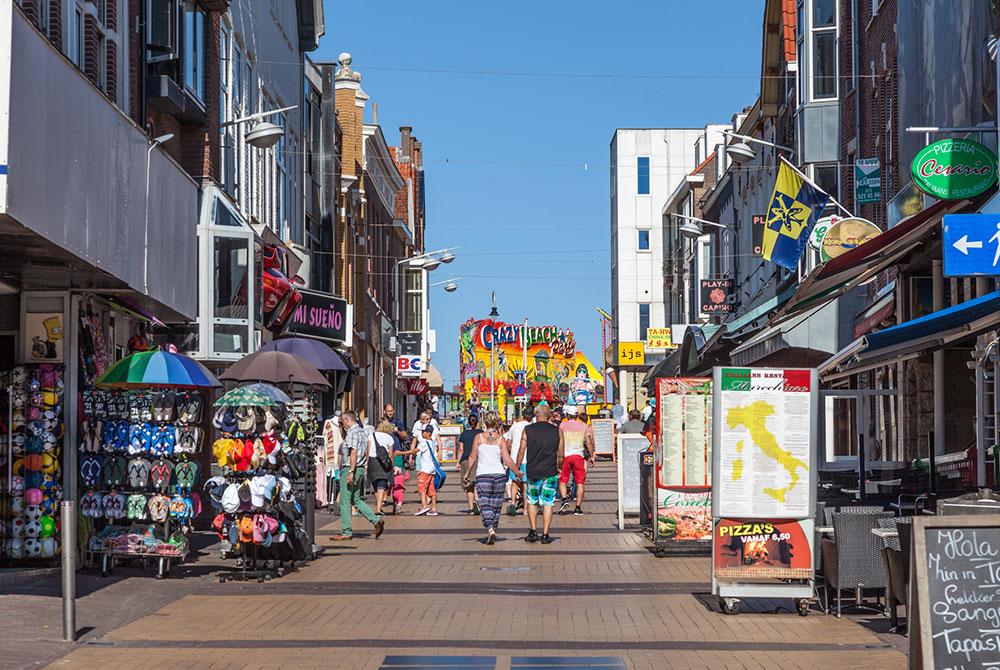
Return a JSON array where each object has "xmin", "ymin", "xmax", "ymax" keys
[{"xmin": 516, "ymin": 404, "xmax": 564, "ymax": 544}]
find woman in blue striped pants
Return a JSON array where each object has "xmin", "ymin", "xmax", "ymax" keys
[{"xmin": 462, "ymin": 412, "xmax": 517, "ymax": 544}]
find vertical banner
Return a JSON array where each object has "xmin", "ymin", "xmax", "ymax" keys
[
  {"xmin": 751, "ymin": 214, "xmax": 765, "ymax": 255},
  {"xmin": 855, "ymin": 158, "xmax": 881, "ymax": 204},
  {"xmin": 654, "ymin": 378, "xmax": 712, "ymax": 543}
]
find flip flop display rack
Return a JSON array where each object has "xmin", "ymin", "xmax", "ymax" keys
[
  {"xmin": 80, "ymin": 387, "xmax": 202, "ymax": 578},
  {"xmin": 209, "ymin": 389, "xmax": 314, "ymax": 583}
]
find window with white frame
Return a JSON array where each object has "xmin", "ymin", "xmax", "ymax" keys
[{"xmin": 219, "ymin": 24, "xmax": 232, "ymax": 192}]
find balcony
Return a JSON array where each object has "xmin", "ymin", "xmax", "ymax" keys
[{"xmin": 0, "ymin": 1, "xmax": 198, "ymax": 319}]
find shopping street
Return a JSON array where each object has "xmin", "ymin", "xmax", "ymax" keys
[{"xmin": 1, "ymin": 465, "xmax": 905, "ymax": 670}]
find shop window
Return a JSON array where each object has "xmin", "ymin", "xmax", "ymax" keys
[
  {"xmin": 147, "ymin": 0, "xmax": 206, "ymax": 102},
  {"xmin": 213, "ymin": 236, "xmax": 249, "ymax": 320},
  {"xmin": 183, "ymin": 2, "xmax": 205, "ymax": 100},
  {"xmin": 639, "ymin": 303, "xmax": 650, "ymax": 341},
  {"xmin": 812, "ymin": 31, "xmax": 837, "ymax": 99},
  {"xmin": 637, "ymin": 157, "xmax": 650, "ymax": 194}
]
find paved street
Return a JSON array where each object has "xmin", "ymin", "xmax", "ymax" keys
[{"xmin": 0, "ymin": 463, "xmax": 905, "ymax": 670}]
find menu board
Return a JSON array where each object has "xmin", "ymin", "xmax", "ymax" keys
[
  {"xmin": 591, "ymin": 419, "xmax": 615, "ymax": 457},
  {"xmin": 910, "ymin": 516, "xmax": 1000, "ymax": 670},
  {"xmin": 618, "ymin": 435, "xmax": 649, "ymax": 516},
  {"xmin": 712, "ymin": 367, "xmax": 816, "ymax": 519},
  {"xmin": 656, "ymin": 377, "xmax": 712, "ymax": 487},
  {"xmin": 437, "ymin": 425, "xmax": 461, "ymax": 463}
]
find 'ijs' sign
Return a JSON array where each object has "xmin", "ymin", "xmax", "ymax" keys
[{"xmin": 911, "ymin": 139, "xmax": 998, "ymax": 200}]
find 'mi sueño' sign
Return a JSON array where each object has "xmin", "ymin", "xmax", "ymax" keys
[
  {"xmin": 288, "ymin": 289, "xmax": 353, "ymax": 346},
  {"xmin": 911, "ymin": 139, "xmax": 997, "ymax": 200}
]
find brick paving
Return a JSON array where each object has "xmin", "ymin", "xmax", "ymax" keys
[{"xmin": 0, "ymin": 462, "xmax": 905, "ymax": 669}]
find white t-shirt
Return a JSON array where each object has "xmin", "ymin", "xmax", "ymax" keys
[
  {"xmin": 476, "ymin": 436, "xmax": 506, "ymax": 477},
  {"xmin": 412, "ymin": 419, "xmax": 440, "ymax": 441},
  {"xmin": 368, "ymin": 432, "xmax": 394, "ymax": 457},
  {"xmin": 504, "ymin": 420, "xmax": 530, "ymax": 462},
  {"xmin": 640, "ymin": 405, "xmax": 654, "ymax": 422},
  {"xmin": 417, "ymin": 438, "xmax": 437, "ymax": 474}
]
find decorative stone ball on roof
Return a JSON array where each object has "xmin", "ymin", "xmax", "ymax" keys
[{"xmin": 336, "ymin": 52, "xmax": 361, "ymax": 82}]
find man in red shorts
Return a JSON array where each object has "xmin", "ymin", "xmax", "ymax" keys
[{"xmin": 557, "ymin": 406, "xmax": 595, "ymax": 515}]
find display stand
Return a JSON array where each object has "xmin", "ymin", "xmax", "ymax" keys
[
  {"xmin": 616, "ymin": 434, "xmax": 649, "ymax": 530},
  {"xmin": 438, "ymin": 424, "xmax": 461, "ymax": 468},
  {"xmin": 652, "ymin": 378, "xmax": 713, "ymax": 555},
  {"xmin": 710, "ymin": 367, "xmax": 818, "ymax": 616}
]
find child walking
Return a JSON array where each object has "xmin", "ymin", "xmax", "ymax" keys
[{"xmin": 415, "ymin": 425, "xmax": 439, "ymax": 516}]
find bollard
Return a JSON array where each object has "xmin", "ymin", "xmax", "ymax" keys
[{"xmin": 61, "ymin": 500, "xmax": 76, "ymax": 642}]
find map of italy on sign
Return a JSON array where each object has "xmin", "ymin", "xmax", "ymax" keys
[{"xmin": 716, "ymin": 368, "xmax": 813, "ymax": 518}]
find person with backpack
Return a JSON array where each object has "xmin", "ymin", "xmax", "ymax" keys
[
  {"xmin": 329, "ymin": 411, "xmax": 385, "ymax": 541},
  {"xmin": 367, "ymin": 421, "xmax": 397, "ymax": 516},
  {"xmin": 463, "ymin": 411, "xmax": 517, "ymax": 544}
]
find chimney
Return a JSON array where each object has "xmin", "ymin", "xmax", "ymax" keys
[
  {"xmin": 400, "ymin": 126, "xmax": 413, "ymax": 157},
  {"xmin": 372, "ymin": 101, "xmax": 379, "ymax": 126}
]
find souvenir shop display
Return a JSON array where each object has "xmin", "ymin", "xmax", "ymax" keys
[
  {"xmin": 210, "ymin": 384, "xmax": 315, "ymax": 582},
  {"xmin": 1, "ymin": 364, "xmax": 66, "ymax": 563},
  {"xmin": 80, "ymin": 349, "xmax": 221, "ymax": 578}
]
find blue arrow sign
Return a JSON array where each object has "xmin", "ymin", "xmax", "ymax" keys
[{"xmin": 943, "ymin": 214, "xmax": 1000, "ymax": 277}]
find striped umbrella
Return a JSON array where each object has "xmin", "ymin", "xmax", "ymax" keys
[
  {"xmin": 213, "ymin": 386, "xmax": 276, "ymax": 408},
  {"xmin": 95, "ymin": 350, "xmax": 222, "ymax": 389}
]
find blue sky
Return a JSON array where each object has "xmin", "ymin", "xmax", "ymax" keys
[{"xmin": 315, "ymin": 1, "xmax": 765, "ymax": 389}]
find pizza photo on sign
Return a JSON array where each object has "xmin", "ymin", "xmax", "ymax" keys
[{"xmin": 712, "ymin": 519, "xmax": 812, "ymax": 580}]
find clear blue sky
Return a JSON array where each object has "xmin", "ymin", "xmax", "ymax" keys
[{"xmin": 315, "ymin": 1, "xmax": 765, "ymax": 389}]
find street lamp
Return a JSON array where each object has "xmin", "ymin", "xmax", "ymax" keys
[
  {"xmin": 430, "ymin": 278, "xmax": 461, "ymax": 293},
  {"xmin": 671, "ymin": 213, "xmax": 736, "ymax": 240},
  {"xmin": 722, "ymin": 130, "xmax": 794, "ymax": 164},
  {"xmin": 222, "ymin": 104, "xmax": 298, "ymax": 149},
  {"xmin": 489, "ymin": 292, "xmax": 498, "ymax": 410},
  {"xmin": 144, "ymin": 133, "xmax": 176, "ymax": 294}
]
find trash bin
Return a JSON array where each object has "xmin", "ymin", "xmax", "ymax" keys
[{"xmin": 639, "ymin": 448, "xmax": 655, "ymax": 528}]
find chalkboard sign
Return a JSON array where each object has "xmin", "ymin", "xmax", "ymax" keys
[
  {"xmin": 910, "ymin": 516, "xmax": 1000, "ymax": 670},
  {"xmin": 591, "ymin": 419, "xmax": 615, "ymax": 457},
  {"xmin": 617, "ymin": 435, "xmax": 649, "ymax": 519}
]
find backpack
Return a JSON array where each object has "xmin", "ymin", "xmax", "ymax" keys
[
  {"xmin": 375, "ymin": 438, "xmax": 393, "ymax": 472},
  {"xmin": 425, "ymin": 440, "xmax": 446, "ymax": 490}
]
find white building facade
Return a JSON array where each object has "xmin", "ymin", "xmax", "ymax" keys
[{"xmin": 610, "ymin": 128, "xmax": 707, "ymax": 407}]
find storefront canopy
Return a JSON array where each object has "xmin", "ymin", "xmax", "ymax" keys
[
  {"xmin": 421, "ymin": 364, "xmax": 444, "ymax": 393},
  {"xmin": 770, "ymin": 199, "xmax": 967, "ymax": 326},
  {"xmin": 641, "ymin": 347, "xmax": 682, "ymax": 390},
  {"xmin": 821, "ymin": 290, "xmax": 1000, "ymax": 381}
]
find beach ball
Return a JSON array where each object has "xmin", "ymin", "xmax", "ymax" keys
[
  {"xmin": 9, "ymin": 537, "xmax": 23, "ymax": 558},
  {"xmin": 24, "ymin": 454, "xmax": 42, "ymax": 472},
  {"xmin": 11, "ymin": 475, "xmax": 24, "ymax": 494},
  {"xmin": 11, "ymin": 496, "xmax": 24, "ymax": 515},
  {"xmin": 24, "ymin": 538, "xmax": 41, "ymax": 557},
  {"xmin": 39, "ymin": 453, "xmax": 57, "ymax": 474},
  {"xmin": 40, "ymin": 537, "xmax": 58, "ymax": 558},
  {"xmin": 11, "ymin": 517, "xmax": 24, "ymax": 538},
  {"xmin": 24, "ymin": 519, "xmax": 40, "ymax": 538},
  {"xmin": 25, "ymin": 505, "xmax": 42, "ymax": 522},
  {"xmin": 24, "ymin": 471, "xmax": 43, "ymax": 490},
  {"xmin": 39, "ymin": 516, "xmax": 55, "ymax": 538},
  {"xmin": 24, "ymin": 488, "xmax": 43, "ymax": 506}
]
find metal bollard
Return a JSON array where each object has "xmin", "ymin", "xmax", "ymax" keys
[{"xmin": 61, "ymin": 500, "xmax": 76, "ymax": 642}]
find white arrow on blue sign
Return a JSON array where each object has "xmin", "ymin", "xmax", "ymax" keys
[{"xmin": 942, "ymin": 214, "xmax": 1000, "ymax": 277}]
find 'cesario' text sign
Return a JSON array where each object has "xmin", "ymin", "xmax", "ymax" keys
[{"xmin": 911, "ymin": 516, "xmax": 1000, "ymax": 670}]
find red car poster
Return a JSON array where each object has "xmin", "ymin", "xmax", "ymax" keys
[{"xmin": 713, "ymin": 518, "xmax": 812, "ymax": 579}]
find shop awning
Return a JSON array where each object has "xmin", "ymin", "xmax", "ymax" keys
[
  {"xmin": 821, "ymin": 290, "xmax": 1000, "ymax": 381},
  {"xmin": 421, "ymin": 364, "xmax": 444, "ymax": 393},
  {"xmin": 641, "ymin": 347, "xmax": 682, "ymax": 390},
  {"xmin": 770, "ymin": 200, "xmax": 967, "ymax": 325},
  {"xmin": 721, "ymin": 285, "xmax": 797, "ymax": 339}
]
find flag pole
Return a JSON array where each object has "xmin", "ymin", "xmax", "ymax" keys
[{"xmin": 779, "ymin": 155, "xmax": 854, "ymax": 218}]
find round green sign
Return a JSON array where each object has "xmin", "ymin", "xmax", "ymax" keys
[{"xmin": 911, "ymin": 138, "xmax": 998, "ymax": 200}]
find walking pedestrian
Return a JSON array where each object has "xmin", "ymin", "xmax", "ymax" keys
[
  {"xmin": 619, "ymin": 410, "xmax": 645, "ymax": 434},
  {"xmin": 503, "ymin": 405, "xmax": 532, "ymax": 515},
  {"xmin": 367, "ymin": 421, "xmax": 397, "ymax": 515},
  {"xmin": 516, "ymin": 404, "xmax": 563, "ymax": 544},
  {"xmin": 458, "ymin": 414, "xmax": 483, "ymax": 515},
  {"xmin": 557, "ymin": 406, "xmax": 595, "ymax": 516},
  {"xmin": 414, "ymin": 424, "xmax": 440, "ymax": 516},
  {"xmin": 391, "ymin": 431, "xmax": 417, "ymax": 515},
  {"xmin": 329, "ymin": 411, "xmax": 385, "ymax": 541},
  {"xmin": 463, "ymin": 412, "xmax": 517, "ymax": 545}
]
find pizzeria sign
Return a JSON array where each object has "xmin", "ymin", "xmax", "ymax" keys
[{"xmin": 911, "ymin": 138, "xmax": 997, "ymax": 200}]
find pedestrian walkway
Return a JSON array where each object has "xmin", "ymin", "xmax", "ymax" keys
[{"xmin": 23, "ymin": 463, "xmax": 904, "ymax": 669}]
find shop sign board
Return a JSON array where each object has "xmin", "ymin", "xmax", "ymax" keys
[
  {"xmin": 406, "ymin": 378, "xmax": 429, "ymax": 396},
  {"xmin": 808, "ymin": 215, "xmax": 834, "ymax": 251},
  {"xmin": 909, "ymin": 516, "xmax": 1000, "ymax": 670},
  {"xmin": 398, "ymin": 331, "xmax": 421, "ymax": 355},
  {"xmin": 854, "ymin": 157, "xmax": 881, "ymax": 204},
  {"xmin": 287, "ymin": 289, "xmax": 352, "ymax": 346},
  {"xmin": 645, "ymin": 328, "xmax": 675, "ymax": 350},
  {"xmin": 656, "ymin": 377, "xmax": 712, "ymax": 488},
  {"xmin": 591, "ymin": 418, "xmax": 614, "ymax": 457},
  {"xmin": 657, "ymin": 488, "xmax": 712, "ymax": 542},
  {"xmin": 820, "ymin": 217, "xmax": 882, "ymax": 262},
  {"xmin": 751, "ymin": 214, "xmax": 765, "ymax": 255},
  {"xmin": 700, "ymin": 279, "xmax": 734, "ymax": 314},
  {"xmin": 911, "ymin": 138, "xmax": 998, "ymax": 200},
  {"xmin": 942, "ymin": 213, "xmax": 1000, "ymax": 277},
  {"xmin": 711, "ymin": 367, "xmax": 817, "ymax": 519},
  {"xmin": 712, "ymin": 518, "xmax": 813, "ymax": 579},
  {"xmin": 396, "ymin": 355, "xmax": 423, "ymax": 377},
  {"xmin": 617, "ymin": 341, "xmax": 645, "ymax": 366}
]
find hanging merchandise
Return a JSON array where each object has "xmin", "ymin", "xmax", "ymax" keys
[
  {"xmin": 1, "ymin": 364, "xmax": 65, "ymax": 563},
  {"xmin": 210, "ymin": 383, "xmax": 315, "ymax": 582},
  {"xmin": 78, "ymin": 349, "xmax": 220, "ymax": 578}
]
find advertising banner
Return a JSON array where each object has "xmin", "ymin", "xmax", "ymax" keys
[
  {"xmin": 751, "ymin": 214, "xmax": 765, "ymax": 255},
  {"xmin": 398, "ymin": 331, "xmax": 421, "ymax": 355},
  {"xmin": 911, "ymin": 138, "xmax": 998, "ymax": 200},
  {"xmin": 700, "ymin": 279, "xmax": 734, "ymax": 314},
  {"xmin": 712, "ymin": 367, "xmax": 816, "ymax": 519},
  {"xmin": 713, "ymin": 518, "xmax": 813, "ymax": 580},
  {"xmin": 855, "ymin": 158, "xmax": 881, "ymax": 204},
  {"xmin": 645, "ymin": 328, "xmax": 675, "ymax": 349},
  {"xmin": 657, "ymin": 487, "xmax": 712, "ymax": 542},
  {"xmin": 459, "ymin": 318, "xmax": 602, "ymax": 404}
]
